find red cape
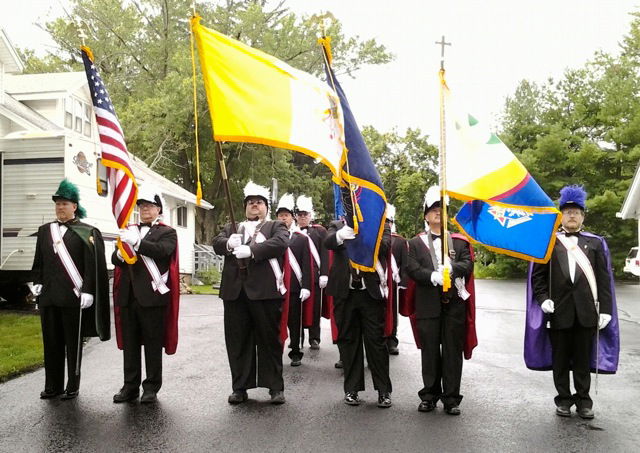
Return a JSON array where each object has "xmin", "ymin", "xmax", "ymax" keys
[
  {"xmin": 399, "ymin": 232, "xmax": 478, "ymax": 360},
  {"xmin": 113, "ymin": 225, "xmax": 180, "ymax": 355}
]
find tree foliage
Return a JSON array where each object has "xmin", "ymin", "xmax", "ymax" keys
[{"xmin": 20, "ymin": 0, "xmax": 392, "ymax": 242}]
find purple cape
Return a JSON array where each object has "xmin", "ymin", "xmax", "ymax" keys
[{"xmin": 524, "ymin": 232, "xmax": 620, "ymax": 373}]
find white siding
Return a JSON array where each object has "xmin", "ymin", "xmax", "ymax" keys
[{"xmin": 22, "ymin": 99, "xmax": 59, "ymax": 126}]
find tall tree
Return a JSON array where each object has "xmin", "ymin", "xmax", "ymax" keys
[{"xmin": 21, "ymin": 0, "xmax": 392, "ymax": 242}]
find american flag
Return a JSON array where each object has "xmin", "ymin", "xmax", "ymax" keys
[{"xmin": 81, "ymin": 46, "xmax": 138, "ymax": 263}]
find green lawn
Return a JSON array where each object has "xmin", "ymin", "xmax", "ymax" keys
[
  {"xmin": 189, "ymin": 285, "xmax": 219, "ymax": 295},
  {"xmin": 0, "ymin": 312, "xmax": 43, "ymax": 382}
]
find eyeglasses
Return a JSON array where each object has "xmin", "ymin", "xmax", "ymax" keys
[
  {"xmin": 297, "ymin": 212, "xmax": 310, "ymax": 217},
  {"xmin": 247, "ymin": 199, "xmax": 265, "ymax": 206},
  {"xmin": 562, "ymin": 209, "xmax": 583, "ymax": 216}
]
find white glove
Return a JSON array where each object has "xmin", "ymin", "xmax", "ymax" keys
[
  {"xmin": 392, "ymin": 271, "xmax": 400, "ymax": 284},
  {"xmin": 430, "ymin": 271, "xmax": 443, "ymax": 286},
  {"xmin": 319, "ymin": 275, "xmax": 328, "ymax": 289},
  {"xmin": 335, "ymin": 225, "xmax": 356, "ymax": 243},
  {"xmin": 598, "ymin": 313, "xmax": 612, "ymax": 330},
  {"xmin": 438, "ymin": 262, "xmax": 452, "ymax": 274},
  {"xmin": 541, "ymin": 299, "xmax": 555, "ymax": 314},
  {"xmin": 80, "ymin": 292, "xmax": 94, "ymax": 309},
  {"xmin": 31, "ymin": 284, "xmax": 43, "ymax": 296},
  {"xmin": 300, "ymin": 289, "xmax": 311, "ymax": 302},
  {"xmin": 227, "ymin": 233, "xmax": 243, "ymax": 250},
  {"xmin": 232, "ymin": 245, "xmax": 252, "ymax": 259},
  {"xmin": 119, "ymin": 228, "xmax": 140, "ymax": 247}
]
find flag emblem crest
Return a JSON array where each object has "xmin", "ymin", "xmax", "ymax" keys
[{"xmin": 488, "ymin": 207, "xmax": 533, "ymax": 229}]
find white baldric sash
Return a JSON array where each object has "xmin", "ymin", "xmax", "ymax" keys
[
  {"xmin": 255, "ymin": 231, "xmax": 287, "ymax": 295},
  {"xmin": 374, "ymin": 259, "xmax": 388, "ymax": 299},
  {"xmin": 126, "ymin": 225, "xmax": 170, "ymax": 295},
  {"xmin": 390, "ymin": 254, "xmax": 400, "ymax": 284},
  {"xmin": 304, "ymin": 233, "xmax": 321, "ymax": 269},
  {"xmin": 287, "ymin": 248, "xmax": 303, "ymax": 286},
  {"xmin": 556, "ymin": 233, "xmax": 598, "ymax": 305},
  {"xmin": 50, "ymin": 223, "xmax": 83, "ymax": 297}
]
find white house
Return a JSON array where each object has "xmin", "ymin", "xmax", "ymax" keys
[{"xmin": 0, "ymin": 28, "xmax": 212, "ymax": 302}]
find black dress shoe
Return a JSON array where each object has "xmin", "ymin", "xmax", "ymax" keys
[
  {"xmin": 445, "ymin": 405, "xmax": 461, "ymax": 415},
  {"xmin": 228, "ymin": 391, "xmax": 248, "ymax": 405},
  {"xmin": 335, "ymin": 360, "xmax": 343, "ymax": 369},
  {"xmin": 556, "ymin": 405, "xmax": 571, "ymax": 417},
  {"xmin": 418, "ymin": 400, "xmax": 436, "ymax": 412},
  {"xmin": 344, "ymin": 392, "xmax": 361, "ymax": 406},
  {"xmin": 388, "ymin": 346, "xmax": 399, "ymax": 356},
  {"xmin": 270, "ymin": 390, "xmax": 285, "ymax": 405},
  {"xmin": 40, "ymin": 390, "xmax": 63, "ymax": 399},
  {"xmin": 577, "ymin": 407, "xmax": 594, "ymax": 419},
  {"xmin": 61, "ymin": 390, "xmax": 79, "ymax": 400},
  {"xmin": 377, "ymin": 392, "xmax": 392, "ymax": 408},
  {"xmin": 291, "ymin": 359, "xmax": 302, "ymax": 367},
  {"xmin": 310, "ymin": 340, "xmax": 320, "ymax": 350},
  {"xmin": 113, "ymin": 389, "xmax": 139, "ymax": 403},
  {"xmin": 140, "ymin": 391, "xmax": 157, "ymax": 404}
]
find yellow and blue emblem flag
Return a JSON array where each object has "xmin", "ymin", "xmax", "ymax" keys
[
  {"xmin": 191, "ymin": 16, "xmax": 345, "ymax": 176},
  {"xmin": 447, "ymin": 100, "xmax": 560, "ymax": 263}
]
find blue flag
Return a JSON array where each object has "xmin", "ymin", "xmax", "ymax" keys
[{"xmin": 324, "ymin": 66, "xmax": 387, "ymax": 271}]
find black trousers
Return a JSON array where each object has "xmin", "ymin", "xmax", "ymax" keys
[
  {"xmin": 417, "ymin": 301, "xmax": 465, "ymax": 408},
  {"xmin": 334, "ymin": 289, "xmax": 391, "ymax": 394},
  {"xmin": 40, "ymin": 306, "xmax": 83, "ymax": 393},
  {"xmin": 307, "ymin": 283, "xmax": 322, "ymax": 344},
  {"xmin": 224, "ymin": 291, "xmax": 284, "ymax": 392},
  {"xmin": 287, "ymin": 290, "xmax": 304, "ymax": 361},
  {"xmin": 386, "ymin": 284, "xmax": 399, "ymax": 349},
  {"xmin": 549, "ymin": 324, "xmax": 596, "ymax": 409},
  {"xmin": 120, "ymin": 299, "xmax": 165, "ymax": 393}
]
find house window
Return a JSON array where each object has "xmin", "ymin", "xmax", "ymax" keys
[
  {"xmin": 83, "ymin": 104, "xmax": 92, "ymax": 137},
  {"xmin": 74, "ymin": 99, "xmax": 83, "ymax": 133},
  {"xmin": 96, "ymin": 158, "xmax": 108, "ymax": 197},
  {"xmin": 131, "ymin": 206, "xmax": 140, "ymax": 225},
  {"xmin": 64, "ymin": 98, "xmax": 73, "ymax": 129},
  {"xmin": 176, "ymin": 206, "xmax": 187, "ymax": 228}
]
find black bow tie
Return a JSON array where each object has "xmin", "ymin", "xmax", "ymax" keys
[
  {"xmin": 564, "ymin": 231, "xmax": 580, "ymax": 237},
  {"xmin": 431, "ymin": 234, "xmax": 441, "ymax": 241},
  {"xmin": 57, "ymin": 220, "xmax": 71, "ymax": 226},
  {"xmin": 139, "ymin": 223, "xmax": 152, "ymax": 228}
]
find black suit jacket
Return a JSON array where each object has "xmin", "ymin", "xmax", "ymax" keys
[
  {"xmin": 301, "ymin": 224, "xmax": 329, "ymax": 279},
  {"xmin": 213, "ymin": 220, "xmax": 289, "ymax": 301},
  {"xmin": 324, "ymin": 220, "xmax": 390, "ymax": 300},
  {"xmin": 532, "ymin": 233, "xmax": 612, "ymax": 329},
  {"xmin": 405, "ymin": 233, "xmax": 473, "ymax": 319},
  {"xmin": 112, "ymin": 224, "xmax": 177, "ymax": 307},
  {"xmin": 32, "ymin": 221, "xmax": 96, "ymax": 307},
  {"xmin": 288, "ymin": 231, "xmax": 311, "ymax": 294}
]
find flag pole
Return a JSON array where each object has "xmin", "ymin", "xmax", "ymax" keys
[
  {"xmin": 436, "ymin": 35, "xmax": 452, "ymax": 293},
  {"xmin": 190, "ymin": 12, "xmax": 246, "ymax": 275}
]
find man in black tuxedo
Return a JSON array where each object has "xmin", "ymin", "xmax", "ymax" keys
[
  {"xmin": 405, "ymin": 186, "xmax": 474, "ymax": 415},
  {"xmin": 325, "ymin": 218, "xmax": 392, "ymax": 408},
  {"xmin": 296, "ymin": 195, "xmax": 329, "ymax": 350},
  {"xmin": 32, "ymin": 179, "xmax": 109, "ymax": 400},
  {"xmin": 532, "ymin": 185, "xmax": 613, "ymax": 419},
  {"xmin": 213, "ymin": 181, "xmax": 289, "ymax": 405},
  {"xmin": 275, "ymin": 194, "xmax": 311, "ymax": 367},
  {"xmin": 112, "ymin": 186, "xmax": 178, "ymax": 404}
]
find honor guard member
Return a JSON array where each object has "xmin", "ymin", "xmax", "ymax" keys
[
  {"xmin": 276, "ymin": 194, "xmax": 311, "ymax": 366},
  {"xmin": 296, "ymin": 195, "xmax": 329, "ymax": 350},
  {"xmin": 385, "ymin": 203, "xmax": 408, "ymax": 355},
  {"xmin": 405, "ymin": 186, "xmax": 475, "ymax": 415},
  {"xmin": 530, "ymin": 185, "xmax": 617, "ymax": 419},
  {"xmin": 325, "ymin": 218, "xmax": 393, "ymax": 408},
  {"xmin": 213, "ymin": 181, "xmax": 289, "ymax": 405},
  {"xmin": 32, "ymin": 179, "xmax": 110, "ymax": 400},
  {"xmin": 112, "ymin": 185, "xmax": 179, "ymax": 404}
]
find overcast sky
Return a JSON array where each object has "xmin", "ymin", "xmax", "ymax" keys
[{"xmin": 2, "ymin": 0, "xmax": 638, "ymax": 140}]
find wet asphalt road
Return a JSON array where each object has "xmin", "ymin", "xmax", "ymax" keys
[{"xmin": 0, "ymin": 280, "xmax": 639, "ymax": 452}]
